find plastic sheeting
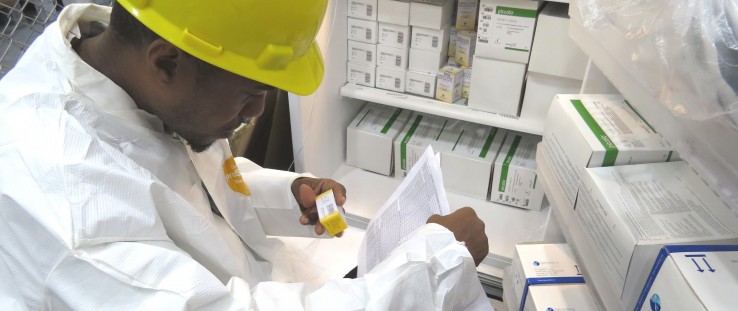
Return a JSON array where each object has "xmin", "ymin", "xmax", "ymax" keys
[{"xmin": 571, "ymin": 0, "xmax": 738, "ymax": 213}]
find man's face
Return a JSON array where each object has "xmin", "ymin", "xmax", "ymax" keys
[{"xmin": 158, "ymin": 65, "xmax": 274, "ymax": 152}]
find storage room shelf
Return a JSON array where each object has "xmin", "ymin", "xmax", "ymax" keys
[
  {"xmin": 536, "ymin": 144, "xmax": 625, "ymax": 311},
  {"xmin": 329, "ymin": 163, "xmax": 551, "ymax": 281},
  {"xmin": 340, "ymin": 83, "xmax": 546, "ymax": 135}
]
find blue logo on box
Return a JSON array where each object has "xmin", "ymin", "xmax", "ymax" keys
[
  {"xmin": 650, "ymin": 294, "xmax": 661, "ymax": 311},
  {"xmin": 546, "ymin": 308, "xmax": 554, "ymax": 311},
  {"xmin": 533, "ymin": 261, "xmax": 540, "ymax": 266}
]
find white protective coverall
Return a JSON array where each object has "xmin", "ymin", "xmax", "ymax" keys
[{"xmin": 0, "ymin": 4, "xmax": 490, "ymax": 310}]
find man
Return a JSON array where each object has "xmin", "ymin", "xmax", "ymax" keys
[{"xmin": 0, "ymin": 1, "xmax": 490, "ymax": 309}]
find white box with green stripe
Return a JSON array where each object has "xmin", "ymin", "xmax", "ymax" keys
[
  {"xmin": 346, "ymin": 103, "xmax": 412, "ymax": 176},
  {"xmin": 475, "ymin": 0, "xmax": 541, "ymax": 64},
  {"xmin": 491, "ymin": 132, "xmax": 544, "ymax": 210},
  {"xmin": 440, "ymin": 122, "xmax": 507, "ymax": 200},
  {"xmin": 542, "ymin": 94, "xmax": 677, "ymax": 209},
  {"xmin": 394, "ymin": 113, "xmax": 458, "ymax": 179}
]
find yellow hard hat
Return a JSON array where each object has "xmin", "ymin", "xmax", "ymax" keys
[{"xmin": 117, "ymin": 0, "xmax": 327, "ymax": 95}]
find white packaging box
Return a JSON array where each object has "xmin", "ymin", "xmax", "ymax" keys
[
  {"xmin": 510, "ymin": 243, "xmax": 584, "ymax": 310},
  {"xmin": 346, "ymin": 62, "xmax": 376, "ymax": 87},
  {"xmin": 348, "ymin": 0, "xmax": 378, "ymax": 21},
  {"xmin": 408, "ymin": 48, "xmax": 447, "ymax": 74},
  {"xmin": 491, "ymin": 132, "xmax": 544, "ymax": 210},
  {"xmin": 378, "ymin": 22, "xmax": 410, "ymax": 48},
  {"xmin": 409, "ymin": 0, "xmax": 454, "ymax": 29},
  {"xmin": 636, "ymin": 245, "xmax": 738, "ymax": 311},
  {"xmin": 468, "ymin": 56, "xmax": 526, "ymax": 116},
  {"xmin": 348, "ymin": 17, "xmax": 378, "ymax": 44},
  {"xmin": 456, "ymin": 0, "xmax": 479, "ymax": 31},
  {"xmin": 440, "ymin": 124, "xmax": 507, "ymax": 199},
  {"xmin": 376, "ymin": 67, "xmax": 406, "ymax": 93},
  {"xmin": 454, "ymin": 30, "xmax": 476, "ymax": 67},
  {"xmin": 393, "ymin": 113, "xmax": 455, "ymax": 179},
  {"xmin": 348, "ymin": 40, "xmax": 377, "ymax": 66},
  {"xmin": 435, "ymin": 65, "xmax": 463, "ymax": 103},
  {"xmin": 378, "ymin": 0, "xmax": 410, "ymax": 25},
  {"xmin": 476, "ymin": 0, "xmax": 541, "ymax": 64},
  {"xmin": 524, "ymin": 284, "xmax": 597, "ymax": 311},
  {"xmin": 462, "ymin": 67, "xmax": 472, "ymax": 99},
  {"xmin": 346, "ymin": 103, "xmax": 413, "ymax": 176},
  {"xmin": 406, "ymin": 70, "xmax": 437, "ymax": 97},
  {"xmin": 376, "ymin": 44, "xmax": 408, "ymax": 70},
  {"xmin": 542, "ymin": 94, "xmax": 678, "ymax": 208},
  {"xmin": 447, "ymin": 27, "xmax": 457, "ymax": 56},
  {"xmin": 575, "ymin": 162, "xmax": 738, "ymax": 310},
  {"xmin": 520, "ymin": 72, "xmax": 582, "ymax": 122},
  {"xmin": 411, "ymin": 25, "xmax": 451, "ymax": 53},
  {"xmin": 528, "ymin": 2, "xmax": 587, "ymax": 80}
]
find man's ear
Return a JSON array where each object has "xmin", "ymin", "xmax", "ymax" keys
[{"xmin": 146, "ymin": 39, "xmax": 182, "ymax": 84}]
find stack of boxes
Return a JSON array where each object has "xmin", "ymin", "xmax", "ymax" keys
[
  {"xmin": 347, "ymin": 0, "xmax": 379, "ymax": 87},
  {"xmin": 407, "ymin": 0, "xmax": 453, "ymax": 98},
  {"xmin": 376, "ymin": 0, "xmax": 411, "ymax": 92}
]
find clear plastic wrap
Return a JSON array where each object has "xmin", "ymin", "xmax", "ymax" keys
[{"xmin": 572, "ymin": 0, "xmax": 738, "ymax": 212}]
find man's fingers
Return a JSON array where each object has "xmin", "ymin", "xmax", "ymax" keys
[
  {"xmin": 299, "ymin": 184, "xmax": 316, "ymax": 210},
  {"xmin": 314, "ymin": 223, "xmax": 325, "ymax": 235}
]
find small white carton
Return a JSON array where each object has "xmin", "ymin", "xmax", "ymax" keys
[
  {"xmin": 468, "ymin": 55, "xmax": 526, "ymax": 116},
  {"xmin": 376, "ymin": 44, "xmax": 408, "ymax": 70},
  {"xmin": 376, "ymin": 67, "xmax": 406, "ymax": 93},
  {"xmin": 348, "ymin": 17, "xmax": 378, "ymax": 44},
  {"xmin": 524, "ymin": 284, "xmax": 598, "ymax": 311},
  {"xmin": 409, "ymin": 0, "xmax": 454, "ymax": 30},
  {"xmin": 575, "ymin": 162, "xmax": 738, "ymax": 310},
  {"xmin": 435, "ymin": 65, "xmax": 463, "ymax": 103},
  {"xmin": 346, "ymin": 103, "xmax": 412, "ymax": 176},
  {"xmin": 462, "ymin": 67, "xmax": 472, "ymax": 99},
  {"xmin": 348, "ymin": 0, "xmax": 378, "ymax": 21},
  {"xmin": 636, "ymin": 245, "xmax": 738, "ymax": 311},
  {"xmin": 491, "ymin": 132, "xmax": 544, "ymax": 210},
  {"xmin": 411, "ymin": 25, "xmax": 451, "ymax": 53},
  {"xmin": 440, "ymin": 123, "xmax": 507, "ymax": 199},
  {"xmin": 528, "ymin": 2, "xmax": 587, "ymax": 80},
  {"xmin": 476, "ymin": 0, "xmax": 541, "ymax": 64},
  {"xmin": 406, "ymin": 70, "xmax": 437, "ymax": 97},
  {"xmin": 348, "ymin": 40, "xmax": 377, "ymax": 66},
  {"xmin": 456, "ymin": 0, "xmax": 479, "ymax": 31},
  {"xmin": 542, "ymin": 94, "xmax": 678, "ymax": 208},
  {"xmin": 378, "ymin": 0, "xmax": 410, "ymax": 25},
  {"xmin": 454, "ymin": 30, "xmax": 476, "ymax": 67},
  {"xmin": 347, "ymin": 62, "xmax": 376, "ymax": 87},
  {"xmin": 378, "ymin": 22, "xmax": 411, "ymax": 48},
  {"xmin": 393, "ymin": 113, "xmax": 456, "ymax": 178},
  {"xmin": 520, "ymin": 72, "xmax": 582, "ymax": 123},
  {"xmin": 408, "ymin": 48, "xmax": 447, "ymax": 75},
  {"xmin": 510, "ymin": 243, "xmax": 585, "ymax": 310}
]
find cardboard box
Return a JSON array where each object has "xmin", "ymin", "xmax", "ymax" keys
[
  {"xmin": 348, "ymin": 17, "xmax": 378, "ymax": 44},
  {"xmin": 409, "ymin": 0, "xmax": 454, "ymax": 30},
  {"xmin": 393, "ymin": 113, "xmax": 455, "ymax": 178},
  {"xmin": 491, "ymin": 132, "xmax": 544, "ymax": 210},
  {"xmin": 454, "ymin": 30, "xmax": 476, "ymax": 67},
  {"xmin": 525, "ymin": 284, "xmax": 598, "ymax": 311},
  {"xmin": 378, "ymin": 0, "xmax": 410, "ymax": 25},
  {"xmin": 411, "ymin": 25, "xmax": 451, "ymax": 53},
  {"xmin": 346, "ymin": 103, "xmax": 413, "ymax": 175},
  {"xmin": 408, "ymin": 48, "xmax": 447, "ymax": 74},
  {"xmin": 435, "ymin": 65, "xmax": 463, "ymax": 103},
  {"xmin": 462, "ymin": 67, "xmax": 472, "ymax": 99},
  {"xmin": 456, "ymin": 0, "xmax": 479, "ymax": 31},
  {"xmin": 378, "ymin": 22, "xmax": 411, "ymax": 48},
  {"xmin": 348, "ymin": 40, "xmax": 377, "ymax": 66},
  {"xmin": 346, "ymin": 62, "xmax": 376, "ymax": 87},
  {"xmin": 510, "ymin": 243, "xmax": 584, "ymax": 310},
  {"xmin": 376, "ymin": 67, "xmax": 406, "ymax": 93},
  {"xmin": 406, "ymin": 70, "xmax": 437, "ymax": 97},
  {"xmin": 636, "ymin": 245, "xmax": 738, "ymax": 311},
  {"xmin": 447, "ymin": 27, "xmax": 457, "ymax": 57},
  {"xmin": 376, "ymin": 44, "xmax": 408, "ymax": 70},
  {"xmin": 440, "ymin": 123, "xmax": 507, "ymax": 199},
  {"xmin": 348, "ymin": 0, "xmax": 378, "ymax": 21},
  {"xmin": 542, "ymin": 94, "xmax": 678, "ymax": 208},
  {"xmin": 468, "ymin": 56, "xmax": 526, "ymax": 116},
  {"xmin": 476, "ymin": 0, "xmax": 541, "ymax": 64},
  {"xmin": 520, "ymin": 72, "xmax": 582, "ymax": 122},
  {"xmin": 528, "ymin": 2, "xmax": 587, "ymax": 80},
  {"xmin": 575, "ymin": 162, "xmax": 738, "ymax": 310}
]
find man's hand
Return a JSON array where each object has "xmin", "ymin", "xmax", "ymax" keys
[
  {"xmin": 427, "ymin": 207, "xmax": 488, "ymax": 266},
  {"xmin": 291, "ymin": 177, "xmax": 347, "ymax": 237}
]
